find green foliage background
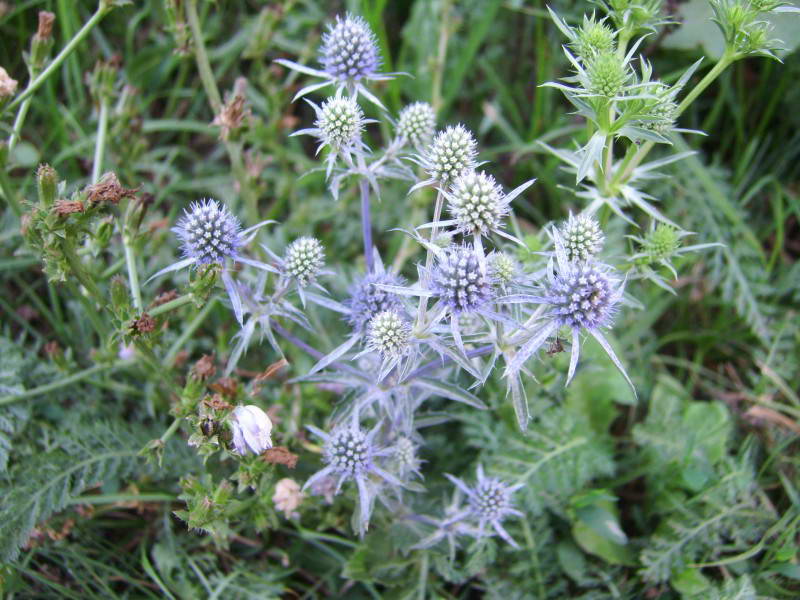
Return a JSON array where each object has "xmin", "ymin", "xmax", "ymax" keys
[{"xmin": 0, "ymin": 0, "xmax": 798, "ymax": 598}]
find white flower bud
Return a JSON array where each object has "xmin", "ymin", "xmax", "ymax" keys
[{"xmin": 230, "ymin": 405, "xmax": 273, "ymax": 455}]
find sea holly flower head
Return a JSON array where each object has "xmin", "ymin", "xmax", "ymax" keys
[
  {"xmin": 505, "ymin": 230, "xmax": 634, "ymax": 395},
  {"xmin": 304, "ymin": 418, "xmax": 403, "ymax": 536},
  {"xmin": 366, "ymin": 310, "xmax": 411, "ymax": 359},
  {"xmin": 397, "ymin": 101, "xmax": 436, "ymax": 149},
  {"xmin": 411, "ymin": 124, "xmax": 478, "ymax": 191},
  {"xmin": 346, "ymin": 271, "xmax": 405, "ymax": 332},
  {"xmin": 146, "ymin": 198, "xmax": 275, "ymax": 326},
  {"xmin": 317, "ymin": 95, "xmax": 365, "ymax": 149},
  {"xmin": 174, "ymin": 198, "xmax": 243, "ymax": 265},
  {"xmin": 573, "ymin": 14, "xmax": 615, "ymax": 59},
  {"xmin": 445, "ymin": 464, "xmax": 524, "ymax": 548},
  {"xmin": 560, "ymin": 212, "xmax": 604, "ymax": 262},
  {"xmin": 447, "ymin": 171, "xmax": 505, "ymax": 236},
  {"xmin": 320, "ymin": 14, "xmax": 380, "ymax": 84},
  {"xmin": 274, "ymin": 13, "xmax": 395, "ymax": 108},
  {"xmin": 487, "ymin": 252, "xmax": 517, "ymax": 286},
  {"xmin": 391, "ymin": 435, "xmax": 423, "ymax": 481},
  {"xmin": 443, "ymin": 170, "xmax": 535, "ymax": 240},
  {"xmin": 284, "ymin": 236, "xmax": 325, "ymax": 287},
  {"xmin": 431, "ymin": 245, "xmax": 493, "ymax": 315},
  {"xmin": 230, "ymin": 405, "xmax": 273, "ymax": 456},
  {"xmin": 587, "ymin": 50, "xmax": 629, "ymax": 97}
]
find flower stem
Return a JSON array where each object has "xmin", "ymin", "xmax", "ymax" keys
[
  {"xmin": 416, "ymin": 189, "xmax": 443, "ymax": 326},
  {"xmin": 7, "ymin": 97, "xmax": 33, "ymax": 152},
  {"xmin": 91, "ymin": 99, "xmax": 110, "ymax": 184},
  {"xmin": 360, "ymin": 179, "xmax": 374, "ymax": 273},
  {"xmin": 3, "ymin": 3, "xmax": 112, "ymax": 116},
  {"xmin": 123, "ymin": 233, "xmax": 143, "ymax": 311},
  {"xmin": 149, "ymin": 293, "xmax": 194, "ymax": 317}
]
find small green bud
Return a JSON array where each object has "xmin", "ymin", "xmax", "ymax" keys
[
  {"xmin": 95, "ymin": 217, "xmax": 115, "ymax": 248},
  {"xmin": 645, "ymin": 224, "xmax": 680, "ymax": 260},
  {"xmin": 574, "ymin": 17, "xmax": 615, "ymax": 59},
  {"xmin": 110, "ymin": 275, "xmax": 131, "ymax": 310},
  {"xmin": 36, "ymin": 164, "xmax": 58, "ymax": 207},
  {"xmin": 587, "ymin": 52, "xmax": 628, "ymax": 98}
]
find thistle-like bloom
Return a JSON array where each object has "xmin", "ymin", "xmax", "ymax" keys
[
  {"xmin": 391, "ymin": 435, "xmax": 423, "ymax": 481},
  {"xmin": 410, "ymin": 125, "xmax": 478, "ymax": 192},
  {"xmin": 397, "ymin": 102, "xmax": 436, "ymax": 149},
  {"xmin": 443, "ymin": 170, "xmax": 534, "ymax": 240},
  {"xmin": 445, "ymin": 464, "xmax": 524, "ymax": 548},
  {"xmin": 488, "ymin": 252, "xmax": 517, "ymax": 286},
  {"xmin": 230, "ymin": 405, "xmax": 273, "ymax": 455},
  {"xmin": 560, "ymin": 212, "xmax": 604, "ymax": 262},
  {"xmin": 430, "ymin": 246, "xmax": 493, "ymax": 315},
  {"xmin": 366, "ymin": 310, "xmax": 411, "ymax": 359},
  {"xmin": 175, "ymin": 198, "xmax": 243, "ymax": 265},
  {"xmin": 304, "ymin": 418, "xmax": 403, "ymax": 536},
  {"xmin": 346, "ymin": 271, "xmax": 405, "ymax": 332},
  {"xmin": 292, "ymin": 94, "xmax": 373, "ymax": 178},
  {"xmin": 587, "ymin": 51, "xmax": 630, "ymax": 97},
  {"xmin": 146, "ymin": 198, "xmax": 275, "ymax": 325},
  {"xmin": 284, "ymin": 237, "xmax": 325, "ymax": 287},
  {"xmin": 506, "ymin": 232, "xmax": 634, "ymax": 393},
  {"xmin": 274, "ymin": 14, "xmax": 395, "ymax": 108}
]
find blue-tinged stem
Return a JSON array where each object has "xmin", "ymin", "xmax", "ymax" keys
[{"xmin": 360, "ymin": 179, "xmax": 374, "ymax": 272}]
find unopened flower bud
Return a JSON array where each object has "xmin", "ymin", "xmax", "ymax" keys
[
  {"xmin": 644, "ymin": 224, "xmax": 680, "ymax": 260},
  {"xmin": 230, "ymin": 405, "xmax": 273, "ymax": 456},
  {"xmin": 587, "ymin": 52, "xmax": 627, "ymax": 98},
  {"xmin": 397, "ymin": 102, "xmax": 436, "ymax": 148},
  {"xmin": 367, "ymin": 310, "xmax": 411, "ymax": 358},
  {"xmin": 425, "ymin": 125, "xmax": 478, "ymax": 185},
  {"xmin": 488, "ymin": 252, "xmax": 517, "ymax": 285},
  {"xmin": 317, "ymin": 95, "xmax": 364, "ymax": 149},
  {"xmin": 36, "ymin": 164, "xmax": 58, "ymax": 207},
  {"xmin": 448, "ymin": 170, "xmax": 505, "ymax": 236},
  {"xmin": 284, "ymin": 237, "xmax": 325, "ymax": 286},
  {"xmin": 573, "ymin": 17, "xmax": 615, "ymax": 59},
  {"xmin": 561, "ymin": 213, "xmax": 604, "ymax": 262}
]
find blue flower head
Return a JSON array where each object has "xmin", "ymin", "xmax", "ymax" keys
[
  {"xmin": 445, "ymin": 464, "xmax": 524, "ymax": 548},
  {"xmin": 320, "ymin": 14, "xmax": 380, "ymax": 83},
  {"xmin": 346, "ymin": 271, "xmax": 405, "ymax": 332},
  {"xmin": 546, "ymin": 261, "xmax": 617, "ymax": 330},
  {"xmin": 304, "ymin": 418, "xmax": 403, "ymax": 536},
  {"xmin": 431, "ymin": 246, "xmax": 493, "ymax": 315},
  {"xmin": 174, "ymin": 199, "xmax": 242, "ymax": 265}
]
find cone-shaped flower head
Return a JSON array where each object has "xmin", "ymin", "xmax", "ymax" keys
[
  {"xmin": 548, "ymin": 262, "xmax": 617, "ymax": 330},
  {"xmin": 366, "ymin": 310, "xmax": 411, "ymax": 358},
  {"xmin": 325, "ymin": 425, "xmax": 371, "ymax": 478},
  {"xmin": 587, "ymin": 51, "xmax": 628, "ymax": 97},
  {"xmin": 445, "ymin": 464, "xmax": 523, "ymax": 548},
  {"xmin": 320, "ymin": 14, "xmax": 380, "ymax": 83},
  {"xmin": 392, "ymin": 435, "xmax": 422, "ymax": 479},
  {"xmin": 643, "ymin": 223, "xmax": 681, "ymax": 260},
  {"xmin": 642, "ymin": 85, "xmax": 678, "ymax": 134},
  {"xmin": 431, "ymin": 246, "xmax": 493, "ymax": 314},
  {"xmin": 174, "ymin": 198, "xmax": 243, "ymax": 265},
  {"xmin": 560, "ymin": 213, "xmax": 604, "ymax": 262},
  {"xmin": 448, "ymin": 170, "xmax": 506, "ymax": 235},
  {"xmin": 397, "ymin": 102, "xmax": 436, "ymax": 148},
  {"xmin": 573, "ymin": 16, "xmax": 615, "ymax": 59},
  {"xmin": 425, "ymin": 125, "xmax": 478, "ymax": 185},
  {"xmin": 230, "ymin": 405, "xmax": 273, "ymax": 455},
  {"xmin": 317, "ymin": 95, "xmax": 365, "ymax": 149},
  {"xmin": 347, "ymin": 272, "xmax": 405, "ymax": 332},
  {"xmin": 284, "ymin": 236, "xmax": 325, "ymax": 286},
  {"xmin": 488, "ymin": 252, "xmax": 517, "ymax": 285}
]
